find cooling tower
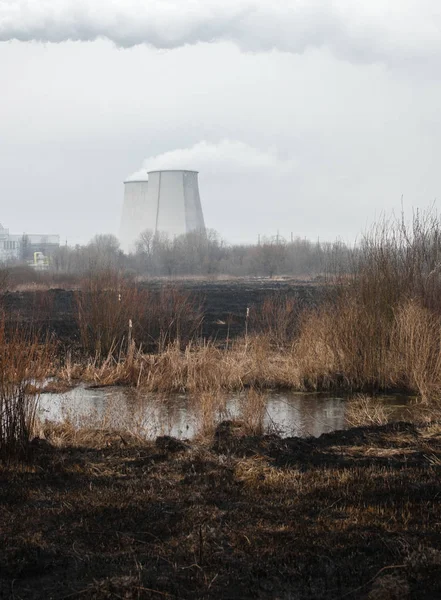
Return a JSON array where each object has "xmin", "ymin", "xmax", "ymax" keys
[
  {"xmin": 119, "ymin": 170, "xmax": 205, "ymax": 252},
  {"xmin": 119, "ymin": 180, "xmax": 150, "ymax": 253}
]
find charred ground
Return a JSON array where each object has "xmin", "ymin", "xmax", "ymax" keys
[
  {"xmin": 1, "ymin": 421, "xmax": 441, "ymax": 599},
  {"xmin": 0, "ymin": 279, "xmax": 322, "ymax": 346}
]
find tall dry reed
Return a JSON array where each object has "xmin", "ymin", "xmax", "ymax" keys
[
  {"xmin": 354, "ymin": 210, "xmax": 441, "ymax": 314},
  {"xmin": 0, "ymin": 323, "xmax": 53, "ymax": 461},
  {"xmin": 345, "ymin": 394, "xmax": 394, "ymax": 427},
  {"xmin": 249, "ymin": 293, "xmax": 300, "ymax": 347},
  {"xmin": 238, "ymin": 388, "xmax": 267, "ymax": 435},
  {"xmin": 59, "ymin": 211, "xmax": 441, "ymax": 401},
  {"xmin": 295, "ymin": 210, "xmax": 441, "ymax": 398},
  {"xmin": 58, "ymin": 335, "xmax": 301, "ymax": 393},
  {"xmin": 75, "ymin": 271, "xmax": 203, "ymax": 356},
  {"xmin": 390, "ymin": 300, "xmax": 441, "ymax": 400}
]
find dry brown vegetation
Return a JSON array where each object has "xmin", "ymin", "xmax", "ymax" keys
[
  {"xmin": 75, "ymin": 271, "xmax": 203, "ymax": 355},
  {"xmin": 4, "ymin": 213, "xmax": 441, "ymax": 597},
  {"xmin": 345, "ymin": 394, "xmax": 395, "ymax": 427},
  {"xmin": 295, "ymin": 297, "xmax": 441, "ymax": 398},
  {"xmin": 294, "ymin": 210, "xmax": 441, "ymax": 400},
  {"xmin": 6, "ymin": 212, "xmax": 441, "ymax": 451},
  {"xmin": 58, "ymin": 336, "xmax": 301, "ymax": 392},
  {"xmin": 46, "ymin": 211, "xmax": 441, "ymax": 403},
  {"xmin": 248, "ymin": 292, "xmax": 301, "ymax": 346},
  {"xmin": 56, "ymin": 297, "xmax": 441, "ymax": 399},
  {"xmin": 0, "ymin": 324, "xmax": 53, "ymax": 462}
]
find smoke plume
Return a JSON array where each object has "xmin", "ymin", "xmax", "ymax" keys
[
  {"xmin": 126, "ymin": 140, "xmax": 297, "ymax": 181},
  {"xmin": 1, "ymin": 0, "xmax": 440, "ymax": 65}
]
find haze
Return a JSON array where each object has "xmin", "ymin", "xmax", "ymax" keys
[{"xmin": 1, "ymin": 0, "xmax": 441, "ymax": 246}]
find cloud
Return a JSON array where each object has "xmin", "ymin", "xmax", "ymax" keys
[
  {"xmin": 126, "ymin": 140, "xmax": 297, "ymax": 181},
  {"xmin": 1, "ymin": 0, "xmax": 440, "ymax": 66}
]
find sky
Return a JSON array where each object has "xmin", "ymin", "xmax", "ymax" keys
[{"xmin": 1, "ymin": 0, "xmax": 441, "ymax": 246}]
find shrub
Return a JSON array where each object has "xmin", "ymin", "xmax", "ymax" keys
[{"xmin": 75, "ymin": 271, "xmax": 203, "ymax": 356}]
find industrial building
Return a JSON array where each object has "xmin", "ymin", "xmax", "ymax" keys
[
  {"xmin": 0, "ymin": 223, "xmax": 60, "ymax": 263},
  {"xmin": 119, "ymin": 170, "xmax": 206, "ymax": 253}
]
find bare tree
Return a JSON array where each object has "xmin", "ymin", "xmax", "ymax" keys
[
  {"xmin": 251, "ymin": 235, "xmax": 287, "ymax": 277},
  {"xmin": 86, "ymin": 234, "xmax": 122, "ymax": 272}
]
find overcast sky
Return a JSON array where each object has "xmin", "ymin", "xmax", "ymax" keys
[{"xmin": 1, "ymin": 0, "xmax": 441, "ymax": 246}]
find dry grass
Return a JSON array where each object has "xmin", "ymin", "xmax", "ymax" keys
[
  {"xmin": 55, "ymin": 293, "xmax": 441, "ymax": 400},
  {"xmin": 248, "ymin": 293, "xmax": 300, "ymax": 346},
  {"xmin": 193, "ymin": 391, "xmax": 231, "ymax": 438},
  {"xmin": 76, "ymin": 271, "xmax": 203, "ymax": 355},
  {"xmin": 2, "ymin": 421, "xmax": 441, "ymax": 599},
  {"xmin": 238, "ymin": 388, "xmax": 267, "ymax": 435},
  {"xmin": 42, "ymin": 211, "xmax": 441, "ymax": 403},
  {"xmin": 57, "ymin": 336, "xmax": 301, "ymax": 393},
  {"xmin": 346, "ymin": 394, "xmax": 394, "ymax": 427},
  {"xmin": 390, "ymin": 300, "xmax": 441, "ymax": 400},
  {"xmin": 287, "ymin": 210, "xmax": 441, "ymax": 400},
  {"xmin": 294, "ymin": 296, "xmax": 441, "ymax": 399},
  {"xmin": 0, "ymin": 323, "xmax": 54, "ymax": 461},
  {"xmin": 55, "ymin": 295, "xmax": 441, "ymax": 400}
]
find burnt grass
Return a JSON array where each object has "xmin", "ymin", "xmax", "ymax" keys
[
  {"xmin": 2, "ymin": 421, "xmax": 441, "ymax": 599},
  {"xmin": 0, "ymin": 279, "xmax": 323, "ymax": 346}
]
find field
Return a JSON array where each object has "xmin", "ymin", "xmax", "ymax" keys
[
  {"xmin": 1, "ymin": 278, "xmax": 322, "ymax": 345},
  {"xmin": 2, "ymin": 420, "xmax": 441, "ymax": 599},
  {"xmin": 4, "ymin": 213, "xmax": 441, "ymax": 598}
]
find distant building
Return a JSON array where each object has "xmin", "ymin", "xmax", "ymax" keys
[
  {"xmin": 0, "ymin": 224, "xmax": 60, "ymax": 263},
  {"xmin": 119, "ymin": 170, "xmax": 206, "ymax": 253}
]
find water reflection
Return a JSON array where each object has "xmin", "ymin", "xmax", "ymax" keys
[
  {"xmin": 264, "ymin": 395, "xmax": 346, "ymax": 437},
  {"xmin": 38, "ymin": 386, "xmax": 410, "ymax": 440}
]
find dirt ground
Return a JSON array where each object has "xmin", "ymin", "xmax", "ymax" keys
[{"xmin": 2, "ymin": 420, "xmax": 441, "ymax": 599}]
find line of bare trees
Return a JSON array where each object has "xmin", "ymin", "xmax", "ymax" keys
[
  {"xmin": 50, "ymin": 230, "xmax": 353, "ymax": 278},
  {"xmin": 5, "ymin": 230, "xmax": 354, "ymax": 280}
]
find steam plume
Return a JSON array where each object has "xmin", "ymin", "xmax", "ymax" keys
[
  {"xmin": 1, "ymin": 1, "xmax": 440, "ymax": 65},
  {"xmin": 126, "ymin": 140, "xmax": 297, "ymax": 181}
]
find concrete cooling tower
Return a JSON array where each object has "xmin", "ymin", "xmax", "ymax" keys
[
  {"xmin": 119, "ymin": 180, "xmax": 150, "ymax": 253},
  {"xmin": 119, "ymin": 170, "xmax": 205, "ymax": 253}
]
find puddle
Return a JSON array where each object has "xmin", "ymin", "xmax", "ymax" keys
[{"xmin": 38, "ymin": 385, "xmax": 412, "ymax": 440}]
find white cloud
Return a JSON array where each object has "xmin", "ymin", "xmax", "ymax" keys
[
  {"xmin": 127, "ymin": 140, "xmax": 297, "ymax": 181},
  {"xmin": 1, "ymin": 0, "xmax": 441, "ymax": 66}
]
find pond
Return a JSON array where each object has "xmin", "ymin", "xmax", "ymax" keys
[{"xmin": 38, "ymin": 385, "xmax": 413, "ymax": 440}]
